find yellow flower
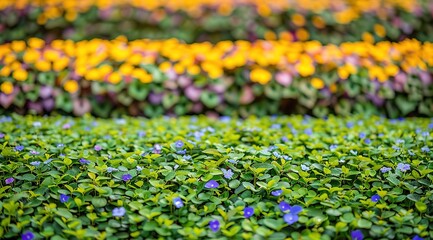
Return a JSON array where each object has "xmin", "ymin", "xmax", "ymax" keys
[
  {"xmin": 374, "ymin": 24, "xmax": 386, "ymax": 38},
  {"xmin": 11, "ymin": 41, "xmax": 26, "ymax": 52},
  {"xmin": 296, "ymin": 57, "xmax": 315, "ymax": 77},
  {"xmin": 64, "ymin": 80, "xmax": 79, "ymax": 93},
  {"xmin": 292, "ymin": 13, "xmax": 305, "ymax": 27},
  {"xmin": 13, "ymin": 69, "xmax": 28, "ymax": 81},
  {"xmin": 28, "ymin": 38, "xmax": 45, "ymax": 49},
  {"xmin": 0, "ymin": 82, "xmax": 14, "ymax": 95},
  {"xmin": 250, "ymin": 68, "xmax": 272, "ymax": 85},
  {"xmin": 35, "ymin": 60, "xmax": 51, "ymax": 72},
  {"xmin": 108, "ymin": 72, "xmax": 122, "ymax": 84},
  {"xmin": 311, "ymin": 77, "xmax": 325, "ymax": 89},
  {"xmin": 23, "ymin": 49, "xmax": 40, "ymax": 64}
]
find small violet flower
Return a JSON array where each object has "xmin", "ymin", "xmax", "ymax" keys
[
  {"xmin": 21, "ymin": 231, "xmax": 34, "ymax": 240},
  {"xmin": 421, "ymin": 146, "xmax": 430, "ymax": 153},
  {"xmin": 221, "ymin": 168, "xmax": 234, "ymax": 179},
  {"xmin": 209, "ymin": 219, "xmax": 220, "ymax": 232},
  {"xmin": 279, "ymin": 201, "xmax": 291, "ymax": 212},
  {"xmin": 5, "ymin": 177, "xmax": 14, "ymax": 184},
  {"xmin": 30, "ymin": 161, "xmax": 41, "ymax": 166},
  {"xmin": 205, "ymin": 180, "xmax": 219, "ymax": 189},
  {"xmin": 271, "ymin": 190, "xmax": 282, "ymax": 196},
  {"xmin": 283, "ymin": 213, "xmax": 299, "ymax": 225},
  {"xmin": 107, "ymin": 167, "xmax": 118, "ymax": 173},
  {"xmin": 122, "ymin": 174, "xmax": 132, "ymax": 182},
  {"xmin": 244, "ymin": 206, "xmax": 254, "ymax": 218},
  {"xmin": 371, "ymin": 194, "xmax": 380, "ymax": 202},
  {"xmin": 364, "ymin": 138, "xmax": 371, "ymax": 144},
  {"xmin": 175, "ymin": 140, "xmax": 184, "ymax": 149},
  {"xmin": 0, "ymin": 133, "xmax": 5, "ymax": 138},
  {"xmin": 380, "ymin": 167, "xmax": 392, "ymax": 173},
  {"xmin": 15, "ymin": 145, "xmax": 24, "ymax": 151},
  {"xmin": 359, "ymin": 132, "xmax": 366, "ymax": 138},
  {"xmin": 351, "ymin": 230, "xmax": 364, "ymax": 240},
  {"xmin": 397, "ymin": 163, "xmax": 410, "ymax": 172},
  {"xmin": 112, "ymin": 207, "xmax": 126, "ymax": 217},
  {"xmin": 30, "ymin": 150, "xmax": 39, "ymax": 155},
  {"xmin": 330, "ymin": 144, "xmax": 338, "ymax": 151},
  {"xmin": 94, "ymin": 145, "xmax": 102, "ymax": 151},
  {"xmin": 60, "ymin": 194, "xmax": 70, "ymax": 203},
  {"xmin": 136, "ymin": 166, "xmax": 143, "ymax": 171},
  {"xmin": 413, "ymin": 235, "xmax": 424, "ymax": 240},
  {"xmin": 301, "ymin": 164, "xmax": 310, "ymax": 171},
  {"xmin": 173, "ymin": 197, "xmax": 184, "ymax": 208},
  {"xmin": 79, "ymin": 158, "xmax": 90, "ymax": 165}
]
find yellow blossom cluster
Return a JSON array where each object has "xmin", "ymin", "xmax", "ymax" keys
[
  {"xmin": 0, "ymin": 0, "xmax": 421, "ymax": 24},
  {"xmin": 0, "ymin": 37, "xmax": 432, "ymax": 94}
]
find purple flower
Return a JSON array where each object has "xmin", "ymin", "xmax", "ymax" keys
[
  {"xmin": 30, "ymin": 161, "xmax": 41, "ymax": 166},
  {"xmin": 0, "ymin": 133, "xmax": 5, "ymax": 138},
  {"xmin": 421, "ymin": 146, "xmax": 430, "ymax": 153},
  {"xmin": 205, "ymin": 180, "xmax": 219, "ymax": 189},
  {"xmin": 301, "ymin": 164, "xmax": 310, "ymax": 171},
  {"xmin": 351, "ymin": 230, "xmax": 364, "ymax": 240},
  {"xmin": 359, "ymin": 132, "xmax": 366, "ymax": 138},
  {"xmin": 153, "ymin": 144, "xmax": 162, "ymax": 154},
  {"xmin": 221, "ymin": 168, "xmax": 234, "ymax": 179},
  {"xmin": 79, "ymin": 158, "xmax": 90, "ymax": 164},
  {"xmin": 30, "ymin": 150, "xmax": 39, "ymax": 155},
  {"xmin": 371, "ymin": 194, "xmax": 380, "ymax": 202},
  {"xmin": 175, "ymin": 140, "xmax": 184, "ymax": 149},
  {"xmin": 112, "ymin": 207, "xmax": 126, "ymax": 217},
  {"xmin": 413, "ymin": 235, "xmax": 424, "ymax": 240},
  {"xmin": 283, "ymin": 213, "xmax": 299, "ymax": 225},
  {"xmin": 304, "ymin": 128, "xmax": 313, "ymax": 135},
  {"xmin": 63, "ymin": 123, "xmax": 71, "ymax": 129},
  {"xmin": 244, "ymin": 206, "xmax": 254, "ymax": 218},
  {"xmin": 5, "ymin": 177, "xmax": 14, "ymax": 184},
  {"xmin": 380, "ymin": 167, "xmax": 392, "ymax": 173},
  {"xmin": 21, "ymin": 231, "xmax": 34, "ymax": 240},
  {"xmin": 60, "ymin": 194, "xmax": 70, "ymax": 203},
  {"xmin": 397, "ymin": 163, "xmax": 410, "ymax": 172},
  {"xmin": 15, "ymin": 145, "xmax": 24, "ymax": 151},
  {"xmin": 279, "ymin": 201, "xmax": 291, "ymax": 212},
  {"xmin": 271, "ymin": 190, "xmax": 282, "ymax": 196},
  {"xmin": 138, "ymin": 131, "xmax": 146, "ymax": 137},
  {"xmin": 330, "ymin": 144, "xmax": 338, "ymax": 151},
  {"xmin": 94, "ymin": 145, "xmax": 102, "ymax": 151},
  {"xmin": 122, "ymin": 174, "xmax": 132, "ymax": 182},
  {"xmin": 173, "ymin": 197, "xmax": 184, "ymax": 208},
  {"xmin": 209, "ymin": 219, "xmax": 220, "ymax": 232},
  {"xmin": 176, "ymin": 149, "xmax": 186, "ymax": 155}
]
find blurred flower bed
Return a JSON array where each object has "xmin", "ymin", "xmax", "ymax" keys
[
  {"xmin": 1, "ymin": 38, "xmax": 432, "ymax": 117},
  {"xmin": 0, "ymin": 0, "xmax": 432, "ymax": 43}
]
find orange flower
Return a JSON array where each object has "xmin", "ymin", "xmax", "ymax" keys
[
  {"xmin": 250, "ymin": 68, "xmax": 272, "ymax": 85},
  {"xmin": 0, "ymin": 82, "xmax": 14, "ymax": 95},
  {"xmin": 64, "ymin": 80, "xmax": 79, "ymax": 93}
]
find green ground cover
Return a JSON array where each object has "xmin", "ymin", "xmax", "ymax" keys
[{"xmin": 0, "ymin": 115, "xmax": 432, "ymax": 239}]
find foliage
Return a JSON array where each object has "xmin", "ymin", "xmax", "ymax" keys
[{"xmin": 0, "ymin": 115, "xmax": 432, "ymax": 239}]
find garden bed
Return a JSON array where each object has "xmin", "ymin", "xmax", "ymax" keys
[{"xmin": 0, "ymin": 115, "xmax": 432, "ymax": 239}]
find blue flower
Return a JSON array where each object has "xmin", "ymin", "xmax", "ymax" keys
[
  {"xmin": 273, "ymin": 152, "xmax": 281, "ymax": 158},
  {"xmin": 421, "ymin": 146, "xmax": 430, "ymax": 153},
  {"xmin": 21, "ymin": 231, "xmax": 34, "ymax": 240},
  {"xmin": 57, "ymin": 143, "xmax": 64, "ymax": 148},
  {"xmin": 392, "ymin": 146, "xmax": 400, "ymax": 151},
  {"xmin": 138, "ymin": 131, "xmax": 146, "ymax": 138},
  {"xmin": 282, "ymin": 155, "xmax": 292, "ymax": 160},
  {"xmin": 364, "ymin": 138, "xmax": 371, "ymax": 144},
  {"xmin": 175, "ymin": 140, "xmax": 184, "ymax": 149},
  {"xmin": 395, "ymin": 139, "xmax": 404, "ymax": 144},
  {"xmin": 122, "ymin": 174, "xmax": 132, "ymax": 182},
  {"xmin": 0, "ymin": 133, "xmax": 5, "ymax": 138},
  {"xmin": 301, "ymin": 164, "xmax": 310, "ymax": 171},
  {"xmin": 346, "ymin": 122, "xmax": 354, "ymax": 128},
  {"xmin": 397, "ymin": 163, "xmax": 410, "ymax": 172},
  {"xmin": 183, "ymin": 155, "xmax": 192, "ymax": 161},
  {"xmin": 290, "ymin": 205, "xmax": 303, "ymax": 215},
  {"xmin": 79, "ymin": 158, "xmax": 90, "ymax": 165},
  {"xmin": 244, "ymin": 206, "xmax": 254, "ymax": 218},
  {"xmin": 44, "ymin": 159, "xmax": 52, "ymax": 164},
  {"xmin": 271, "ymin": 190, "xmax": 282, "ymax": 196},
  {"xmin": 209, "ymin": 219, "xmax": 220, "ymax": 232},
  {"xmin": 136, "ymin": 166, "xmax": 143, "ymax": 171},
  {"xmin": 371, "ymin": 194, "xmax": 380, "ymax": 202},
  {"xmin": 221, "ymin": 168, "xmax": 234, "ymax": 179},
  {"xmin": 413, "ymin": 235, "xmax": 424, "ymax": 240},
  {"xmin": 281, "ymin": 136, "xmax": 288, "ymax": 142},
  {"xmin": 60, "ymin": 194, "xmax": 70, "ymax": 203},
  {"xmin": 30, "ymin": 161, "xmax": 41, "ymax": 166},
  {"xmin": 107, "ymin": 167, "xmax": 118, "ymax": 173},
  {"xmin": 15, "ymin": 145, "xmax": 24, "ymax": 151},
  {"xmin": 173, "ymin": 197, "xmax": 184, "ymax": 208},
  {"xmin": 329, "ymin": 144, "xmax": 338, "ymax": 151},
  {"xmin": 30, "ymin": 150, "xmax": 39, "ymax": 155},
  {"xmin": 380, "ymin": 167, "xmax": 392, "ymax": 173},
  {"xmin": 205, "ymin": 180, "xmax": 219, "ymax": 189},
  {"xmin": 351, "ymin": 230, "xmax": 364, "ymax": 240},
  {"xmin": 283, "ymin": 212, "xmax": 298, "ymax": 225},
  {"xmin": 271, "ymin": 124, "xmax": 281, "ymax": 129},
  {"xmin": 112, "ymin": 207, "xmax": 126, "ymax": 217},
  {"xmin": 422, "ymin": 132, "xmax": 429, "ymax": 137},
  {"xmin": 359, "ymin": 132, "xmax": 366, "ymax": 138},
  {"xmin": 279, "ymin": 201, "xmax": 291, "ymax": 212},
  {"xmin": 227, "ymin": 159, "xmax": 238, "ymax": 164},
  {"xmin": 304, "ymin": 128, "xmax": 313, "ymax": 135},
  {"xmin": 176, "ymin": 149, "xmax": 186, "ymax": 155},
  {"xmin": 94, "ymin": 145, "xmax": 102, "ymax": 151}
]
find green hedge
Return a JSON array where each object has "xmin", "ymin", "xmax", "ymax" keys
[{"xmin": 0, "ymin": 115, "xmax": 432, "ymax": 239}]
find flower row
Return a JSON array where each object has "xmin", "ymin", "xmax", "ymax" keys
[
  {"xmin": 1, "ymin": 0, "xmax": 432, "ymax": 43},
  {"xmin": 0, "ymin": 38, "xmax": 432, "ymax": 117}
]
